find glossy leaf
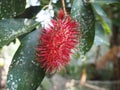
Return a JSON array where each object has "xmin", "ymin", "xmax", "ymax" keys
[
  {"xmin": 92, "ymin": 3, "xmax": 112, "ymax": 34},
  {"xmin": 90, "ymin": 0, "xmax": 120, "ymax": 4},
  {"xmin": 0, "ymin": 0, "xmax": 26, "ymax": 19},
  {"xmin": 7, "ymin": 29, "xmax": 45, "ymax": 90},
  {"xmin": 94, "ymin": 22, "xmax": 109, "ymax": 46},
  {"xmin": 71, "ymin": 0, "xmax": 95, "ymax": 54},
  {"xmin": 0, "ymin": 19, "xmax": 39, "ymax": 48}
]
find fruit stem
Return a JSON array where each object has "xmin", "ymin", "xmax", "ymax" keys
[
  {"xmin": 61, "ymin": 0, "xmax": 67, "ymax": 16},
  {"xmin": 42, "ymin": 0, "xmax": 52, "ymax": 10}
]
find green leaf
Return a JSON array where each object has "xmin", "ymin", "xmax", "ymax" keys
[
  {"xmin": 0, "ymin": 0, "xmax": 26, "ymax": 19},
  {"xmin": 94, "ymin": 22, "xmax": 109, "ymax": 46},
  {"xmin": 90, "ymin": 0, "xmax": 120, "ymax": 4},
  {"xmin": 71, "ymin": 0, "xmax": 95, "ymax": 54},
  {"xmin": 92, "ymin": 3, "xmax": 112, "ymax": 34},
  {"xmin": 40, "ymin": 0, "xmax": 50, "ymax": 5},
  {"xmin": 7, "ymin": 29, "xmax": 45, "ymax": 90},
  {"xmin": 0, "ymin": 19, "xmax": 39, "ymax": 48}
]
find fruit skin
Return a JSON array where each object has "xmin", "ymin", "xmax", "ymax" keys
[{"xmin": 37, "ymin": 10, "xmax": 79, "ymax": 72}]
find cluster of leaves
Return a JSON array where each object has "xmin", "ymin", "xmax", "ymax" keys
[{"xmin": 0, "ymin": 0, "xmax": 120, "ymax": 90}]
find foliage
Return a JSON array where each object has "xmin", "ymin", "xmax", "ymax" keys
[
  {"xmin": 7, "ymin": 30, "xmax": 45, "ymax": 90},
  {"xmin": 0, "ymin": 19, "xmax": 39, "ymax": 48},
  {"xmin": 0, "ymin": 0, "xmax": 120, "ymax": 90},
  {"xmin": 71, "ymin": 0, "xmax": 95, "ymax": 54}
]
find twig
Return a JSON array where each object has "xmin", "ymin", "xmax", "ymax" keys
[
  {"xmin": 84, "ymin": 83, "xmax": 108, "ymax": 90},
  {"xmin": 61, "ymin": 0, "xmax": 67, "ymax": 16},
  {"xmin": 42, "ymin": 0, "xmax": 52, "ymax": 10}
]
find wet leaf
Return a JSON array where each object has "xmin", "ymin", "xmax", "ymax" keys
[
  {"xmin": 0, "ymin": 19, "xmax": 39, "ymax": 48},
  {"xmin": 0, "ymin": 0, "xmax": 26, "ymax": 19},
  {"xmin": 7, "ymin": 29, "xmax": 45, "ymax": 90},
  {"xmin": 71, "ymin": 0, "xmax": 95, "ymax": 54}
]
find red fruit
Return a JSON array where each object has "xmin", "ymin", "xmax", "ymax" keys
[
  {"xmin": 36, "ymin": 10, "xmax": 79, "ymax": 72},
  {"xmin": 58, "ymin": 9, "xmax": 64, "ymax": 19}
]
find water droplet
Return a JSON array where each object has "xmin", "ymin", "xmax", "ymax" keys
[
  {"xmin": 52, "ymin": 0, "xmax": 58, "ymax": 3},
  {"xmin": 2, "ymin": 18, "xmax": 5, "ymax": 20},
  {"xmin": 66, "ymin": 0, "xmax": 70, "ymax": 3},
  {"xmin": 31, "ymin": 60, "xmax": 39, "ymax": 66},
  {"xmin": 12, "ymin": 82, "xmax": 15, "ymax": 85},
  {"xmin": 18, "ymin": 78, "xmax": 21, "ymax": 81},
  {"xmin": 67, "ymin": 3, "xmax": 71, "ymax": 7},
  {"xmin": 24, "ymin": 19, "xmax": 31, "ymax": 26},
  {"xmin": 13, "ymin": 12, "xmax": 16, "ymax": 16},
  {"xmin": 73, "ymin": 8, "xmax": 75, "ymax": 11},
  {"xmin": 20, "ymin": 52, "xmax": 24, "ymax": 55}
]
